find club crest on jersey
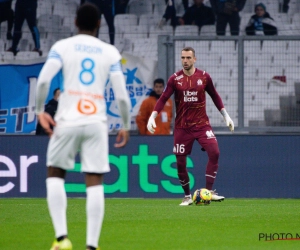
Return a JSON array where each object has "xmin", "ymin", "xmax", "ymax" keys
[
  {"xmin": 197, "ymin": 79, "xmax": 203, "ymax": 85},
  {"xmin": 175, "ymin": 75, "xmax": 183, "ymax": 81},
  {"xmin": 183, "ymin": 90, "xmax": 198, "ymax": 102}
]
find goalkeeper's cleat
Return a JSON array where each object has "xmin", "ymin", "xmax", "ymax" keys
[
  {"xmin": 179, "ymin": 195, "xmax": 193, "ymax": 206},
  {"xmin": 210, "ymin": 190, "xmax": 225, "ymax": 202},
  {"xmin": 50, "ymin": 238, "xmax": 72, "ymax": 250}
]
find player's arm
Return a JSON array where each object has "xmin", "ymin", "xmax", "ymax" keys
[
  {"xmin": 36, "ymin": 56, "xmax": 62, "ymax": 136},
  {"xmin": 205, "ymin": 74, "xmax": 234, "ymax": 131},
  {"xmin": 147, "ymin": 75, "xmax": 175, "ymax": 134},
  {"xmin": 110, "ymin": 60, "xmax": 131, "ymax": 147}
]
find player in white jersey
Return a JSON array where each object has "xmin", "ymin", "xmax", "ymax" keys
[{"xmin": 35, "ymin": 3, "xmax": 131, "ymax": 250}]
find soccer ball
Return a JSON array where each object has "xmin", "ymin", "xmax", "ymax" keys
[{"xmin": 192, "ymin": 188, "xmax": 212, "ymax": 205}]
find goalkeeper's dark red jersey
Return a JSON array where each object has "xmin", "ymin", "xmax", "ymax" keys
[{"xmin": 154, "ymin": 68, "xmax": 224, "ymax": 128}]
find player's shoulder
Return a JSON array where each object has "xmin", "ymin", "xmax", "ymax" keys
[
  {"xmin": 170, "ymin": 69, "xmax": 184, "ymax": 81},
  {"xmin": 196, "ymin": 68, "xmax": 211, "ymax": 78}
]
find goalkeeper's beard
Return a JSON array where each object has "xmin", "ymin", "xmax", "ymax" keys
[{"xmin": 183, "ymin": 64, "xmax": 193, "ymax": 71}]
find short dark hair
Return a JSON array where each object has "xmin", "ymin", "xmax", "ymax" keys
[
  {"xmin": 182, "ymin": 47, "xmax": 195, "ymax": 57},
  {"xmin": 76, "ymin": 3, "xmax": 100, "ymax": 31},
  {"xmin": 53, "ymin": 88, "xmax": 60, "ymax": 96},
  {"xmin": 154, "ymin": 78, "xmax": 165, "ymax": 86}
]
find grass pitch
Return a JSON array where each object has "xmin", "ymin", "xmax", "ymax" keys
[{"xmin": 0, "ymin": 198, "xmax": 300, "ymax": 250}]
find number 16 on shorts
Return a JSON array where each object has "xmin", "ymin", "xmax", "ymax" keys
[{"xmin": 173, "ymin": 144, "xmax": 185, "ymax": 154}]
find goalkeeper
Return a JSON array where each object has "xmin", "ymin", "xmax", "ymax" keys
[{"xmin": 147, "ymin": 47, "xmax": 234, "ymax": 206}]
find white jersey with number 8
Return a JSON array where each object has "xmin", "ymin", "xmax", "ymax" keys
[{"xmin": 47, "ymin": 34, "xmax": 122, "ymax": 127}]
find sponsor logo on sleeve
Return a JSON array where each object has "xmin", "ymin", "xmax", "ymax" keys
[{"xmin": 175, "ymin": 75, "xmax": 183, "ymax": 81}]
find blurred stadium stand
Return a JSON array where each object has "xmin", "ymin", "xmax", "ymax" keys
[{"xmin": 0, "ymin": 0, "xmax": 299, "ymax": 131}]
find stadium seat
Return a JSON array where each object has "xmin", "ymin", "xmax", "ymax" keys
[
  {"xmin": 183, "ymin": 40, "xmax": 211, "ymax": 53},
  {"xmin": 199, "ymin": 25, "xmax": 215, "ymax": 36},
  {"xmin": 261, "ymin": 40, "xmax": 288, "ymax": 54},
  {"xmin": 245, "ymin": 53, "xmax": 271, "ymax": 66},
  {"xmin": 220, "ymin": 53, "xmax": 238, "ymax": 67},
  {"xmin": 259, "ymin": 66, "xmax": 285, "ymax": 82},
  {"xmin": 272, "ymin": 13, "xmax": 291, "ymax": 25},
  {"xmin": 279, "ymin": 53, "xmax": 300, "ymax": 67},
  {"xmin": 149, "ymin": 25, "xmax": 173, "ymax": 38},
  {"xmin": 53, "ymin": 0, "xmax": 78, "ymax": 18},
  {"xmin": 207, "ymin": 67, "xmax": 226, "ymax": 81},
  {"xmin": 288, "ymin": 0, "xmax": 300, "ymax": 16},
  {"xmin": 132, "ymin": 38, "xmax": 158, "ymax": 59},
  {"xmin": 174, "ymin": 25, "xmax": 199, "ymax": 36},
  {"xmin": 37, "ymin": 0, "xmax": 53, "ymax": 18},
  {"xmin": 123, "ymin": 25, "xmax": 148, "ymax": 39},
  {"xmin": 244, "ymin": 66, "xmax": 259, "ymax": 80},
  {"xmin": 284, "ymin": 66, "xmax": 300, "ymax": 83},
  {"xmin": 128, "ymin": 0, "xmax": 153, "ymax": 17},
  {"xmin": 152, "ymin": 0, "xmax": 166, "ymax": 16},
  {"xmin": 1, "ymin": 51, "xmax": 14, "ymax": 61},
  {"xmin": 139, "ymin": 13, "xmax": 160, "ymax": 31},
  {"xmin": 0, "ymin": 39, "xmax": 5, "ymax": 51},
  {"xmin": 98, "ymin": 25, "xmax": 123, "ymax": 45},
  {"xmin": 272, "ymin": 54, "xmax": 292, "ymax": 67},
  {"xmin": 291, "ymin": 13, "xmax": 300, "ymax": 28},
  {"xmin": 277, "ymin": 24, "xmax": 299, "ymax": 35},
  {"xmin": 38, "ymin": 14, "xmax": 62, "ymax": 32},
  {"xmin": 210, "ymin": 40, "xmax": 236, "ymax": 54},
  {"xmin": 50, "ymin": 26, "xmax": 72, "ymax": 40},
  {"xmin": 40, "ymin": 38, "xmax": 55, "ymax": 54},
  {"xmin": 244, "ymin": 40, "xmax": 262, "ymax": 56},
  {"xmin": 63, "ymin": 16, "xmax": 77, "ymax": 33},
  {"xmin": 114, "ymin": 14, "xmax": 138, "ymax": 29},
  {"xmin": 18, "ymin": 39, "xmax": 30, "ymax": 51},
  {"xmin": 15, "ymin": 51, "xmax": 40, "ymax": 60},
  {"xmin": 0, "ymin": 23, "xmax": 8, "ymax": 40},
  {"xmin": 114, "ymin": 38, "xmax": 132, "ymax": 53},
  {"xmin": 287, "ymin": 40, "xmax": 300, "ymax": 54},
  {"xmin": 197, "ymin": 53, "xmax": 221, "ymax": 68}
]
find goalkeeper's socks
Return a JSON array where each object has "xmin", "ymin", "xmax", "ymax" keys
[{"xmin": 185, "ymin": 194, "xmax": 191, "ymax": 198}]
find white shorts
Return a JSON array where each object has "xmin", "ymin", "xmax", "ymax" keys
[{"xmin": 47, "ymin": 122, "xmax": 110, "ymax": 174}]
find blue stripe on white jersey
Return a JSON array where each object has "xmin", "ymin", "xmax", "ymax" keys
[
  {"xmin": 110, "ymin": 61, "xmax": 122, "ymax": 72},
  {"xmin": 48, "ymin": 50, "xmax": 62, "ymax": 62}
]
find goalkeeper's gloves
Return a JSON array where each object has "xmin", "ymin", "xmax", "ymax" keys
[
  {"xmin": 147, "ymin": 111, "xmax": 157, "ymax": 134},
  {"xmin": 220, "ymin": 109, "xmax": 234, "ymax": 132}
]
